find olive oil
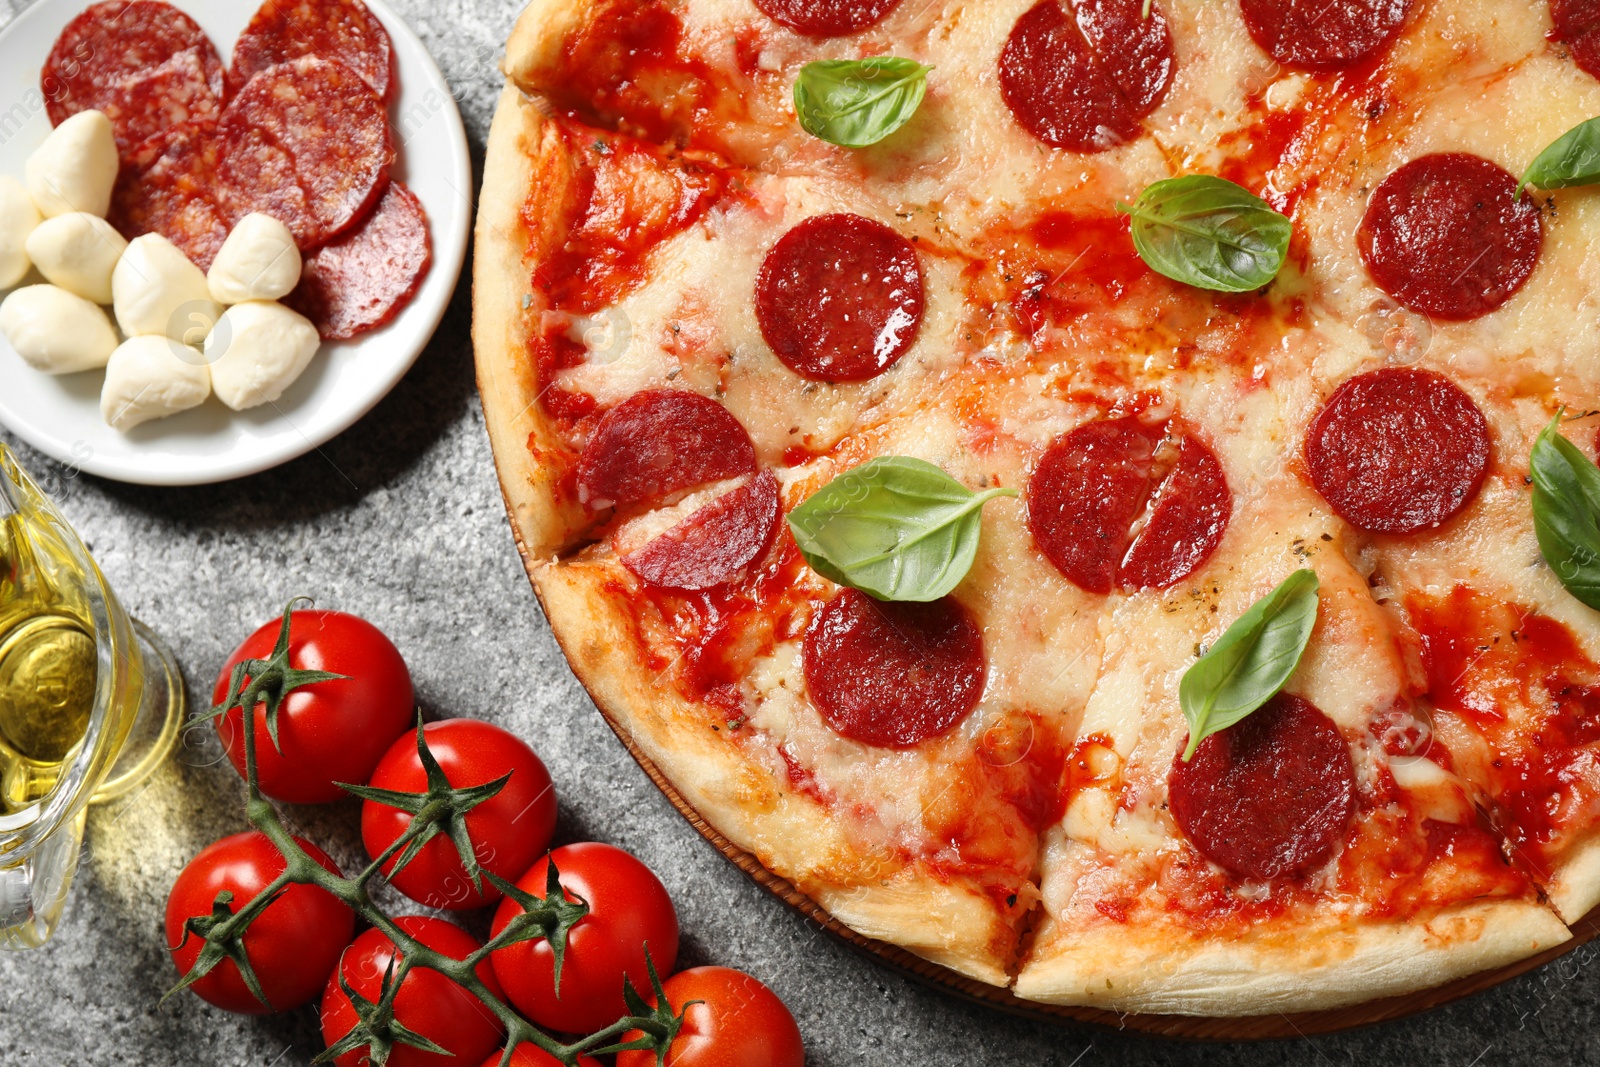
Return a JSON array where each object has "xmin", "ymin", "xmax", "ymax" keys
[{"xmin": 0, "ymin": 462, "xmax": 125, "ymax": 812}]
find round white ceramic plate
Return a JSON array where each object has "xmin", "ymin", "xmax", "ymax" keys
[{"xmin": 0, "ymin": 0, "xmax": 471, "ymax": 485}]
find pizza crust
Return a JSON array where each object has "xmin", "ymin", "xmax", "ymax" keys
[
  {"xmin": 1548, "ymin": 834, "xmax": 1600, "ymax": 924},
  {"xmin": 503, "ymin": 0, "xmax": 592, "ymax": 93},
  {"xmin": 532, "ymin": 559, "xmax": 1017, "ymax": 986},
  {"xmin": 1015, "ymin": 900, "xmax": 1570, "ymax": 1015},
  {"xmin": 473, "ymin": 83, "xmax": 587, "ymax": 560}
]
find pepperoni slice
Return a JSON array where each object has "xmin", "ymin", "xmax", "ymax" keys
[
  {"xmin": 1119, "ymin": 435, "xmax": 1233, "ymax": 591},
  {"xmin": 1356, "ymin": 153, "xmax": 1542, "ymax": 321},
  {"xmin": 286, "ymin": 182, "xmax": 431, "ymax": 341},
  {"xmin": 803, "ymin": 589, "xmax": 985, "ymax": 749},
  {"xmin": 576, "ymin": 390, "xmax": 759, "ymax": 508},
  {"xmin": 110, "ymin": 121, "xmax": 231, "ymax": 271},
  {"xmin": 622, "ymin": 471, "xmax": 781, "ymax": 590},
  {"xmin": 229, "ymin": 0, "xmax": 395, "ymax": 100},
  {"xmin": 752, "ymin": 0, "xmax": 903, "ymax": 36},
  {"xmin": 998, "ymin": 0, "xmax": 1175, "ymax": 153},
  {"xmin": 1169, "ymin": 694, "xmax": 1356, "ymax": 881},
  {"xmin": 101, "ymin": 47, "xmax": 224, "ymax": 155},
  {"xmin": 754, "ymin": 214, "xmax": 924, "ymax": 382},
  {"xmin": 42, "ymin": 1, "xmax": 224, "ymax": 152},
  {"xmin": 218, "ymin": 57, "xmax": 392, "ymax": 250},
  {"xmin": 1552, "ymin": 0, "xmax": 1600, "ymax": 81},
  {"xmin": 1027, "ymin": 417, "xmax": 1231, "ymax": 594},
  {"xmin": 1238, "ymin": 0, "xmax": 1412, "ymax": 72},
  {"xmin": 1304, "ymin": 367, "xmax": 1491, "ymax": 535}
]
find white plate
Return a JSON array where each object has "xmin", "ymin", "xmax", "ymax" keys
[{"xmin": 0, "ymin": 0, "xmax": 471, "ymax": 485}]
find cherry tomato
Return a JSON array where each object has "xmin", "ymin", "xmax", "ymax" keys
[
  {"xmin": 166, "ymin": 831, "xmax": 354, "ymax": 1015},
  {"xmin": 490, "ymin": 843, "xmax": 679, "ymax": 1034},
  {"xmin": 616, "ymin": 967, "xmax": 804, "ymax": 1067},
  {"xmin": 214, "ymin": 610, "xmax": 414, "ymax": 804},
  {"xmin": 478, "ymin": 1047, "xmax": 602, "ymax": 1067},
  {"xmin": 361, "ymin": 719, "xmax": 557, "ymax": 910},
  {"xmin": 321, "ymin": 916, "xmax": 507, "ymax": 1067}
]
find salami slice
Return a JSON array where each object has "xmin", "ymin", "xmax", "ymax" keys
[
  {"xmin": 999, "ymin": 0, "xmax": 1175, "ymax": 153},
  {"xmin": 1552, "ymin": 0, "xmax": 1600, "ymax": 82},
  {"xmin": 286, "ymin": 182, "xmax": 431, "ymax": 341},
  {"xmin": 1238, "ymin": 0, "xmax": 1412, "ymax": 72},
  {"xmin": 622, "ymin": 471, "xmax": 781, "ymax": 590},
  {"xmin": 576, "ymin": 390, "xmax": 759, "ymax": 508},
  {"xmin": 229, "ymin": 0, "xmax": 395, "ymax": 100},
  {"xmin": 755, "ymin": 214, "xmax": 924, "ymax": 382},
  {"xmin": 1027, "ymin": 417, "xmax": 1230, "ymax": 594},
  {"xmin": 1304, "ymin": 367, "xmax": 1491, "ymax": 535},
  {"xmin": 109, "ymin": 121, "xmax": 231, "ymax": 271},
  {"xmin": 802, "ymin": 589, "xmax": 985, "ymax": 749},
  {"xmin": 1168, "ymin": 694, "xmax": 1356, "ymax": 880},
  {"xmin": 218, "ymin": 58, "xmax": 392, "ymax": 250},
  {"xmin": 42, "ymin": 1, "xmax": 224, "ymax": 153},
  {"xmin": 102, "ymin": 47, "xmax": 224, "ymax": 154},
  {"xmin": 1356, "ymin": 153, "xmax": 1542, "ymax": 321},
  {"xmin": 752, "ymin": 0, "xmax": 903, "ymax": 36},
  {"xmin": 1119, "ymin": 435, "xmax": 1232, "ymax": 592}
]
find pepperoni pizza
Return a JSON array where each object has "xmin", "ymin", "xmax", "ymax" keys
[{"xmin": 475, "ymin": 0, "xmax": 1600, "ymax": 1013}]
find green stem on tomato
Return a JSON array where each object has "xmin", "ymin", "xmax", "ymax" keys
[{"xmin": 171, "ymin": 601, "xmax": 685, "ymax": 1067}]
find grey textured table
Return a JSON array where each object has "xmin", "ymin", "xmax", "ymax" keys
[{"xmin": 1, "ymin": 0, "xmax": 1597, "ymax": 1063}]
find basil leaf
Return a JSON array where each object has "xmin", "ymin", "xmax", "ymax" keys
[
  {"xmin": 1521, "ymin": 117, "xmax": 1600, "ymax": 193},
  {"xmin": 1178, "ymin": 569, "xmax": 1320, "ymax": 761},
  {"xmin": 794, "ymin": 58, "xmax": 931, "ymax": 148},
  {"xmin": 1531, "ymin": 414, "xmax": 1600, "ymax": 611},
  {"xmin": 1116, "ymin": 175, "xmax": 1292, "ymax": 293},
  {"xmin": 786, "ymin": 457, "xmax": 1017, "ymax": 602}
]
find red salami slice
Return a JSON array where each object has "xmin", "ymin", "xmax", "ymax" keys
[
  {"xmin": 998, "ymin": 0, "xmax": 1175, "ymax": 152},
  {"xmin": 218, "ymin": 57, "xmax": 392, "ymax": 250},
  {"xmin": 755, "ymin": 214, "xmax": 924, "ymax": 382},
  {"xmin": 229, "ymin": 0, "xmax": 395, "ymax": 100},
  {"xmin": 576, "ymin": 390, "xmax": 759, "ymax": 508},
  {"xmin": 622, "ymin": 471, "xmax": 781, "ymax": 590},
  {"xmin": 1027, "ymin": 417, "xmax": 1231, "ymax": 594},
  {"xmin": 1168, "ymin": 694, "xmax": 1356, "ymax": 880},
  {"xmin": 1119, "ymin": 435, "xmax": 1232, "ymax": 591},
  {"xmin": 102, "ymin": 47, "xmax": 224, "ymax": 154},
  {"xmin": 1238, "ymin": 0, "xmax": 1412, "ymax": 72},
  {"xmin": 803, "ymin": 589, "xmax": 985, "ymax": 749},
  {"xmin": 752, "ymin": 0, "xmax": 903, "ymax": 36},
  {"xmin": 109, "ymin": 121, "xmax": 231, "ymax": 271},
  {"xmin": 43, "ymin": 1, "xmax": 224, "ymax": 153},
  {"xmin": 286, "ymin": 182, "xmax": 431, "ymax": 341},
  {"xmin": 1304, "ymin": 367, "xmax": 1491, "ymax": 535},
  {"xmin": 1356, "ymin": 153, "xmax": 1542, "ymax": 321},
  {"xmin": 1552, "ymin": 0, "xmax": 1600, "ymax": 81}
]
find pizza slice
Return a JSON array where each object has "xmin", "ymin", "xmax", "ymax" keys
[{"xmin": 526, "ymin": 398, "xmax": 1102, "ymax": 985}]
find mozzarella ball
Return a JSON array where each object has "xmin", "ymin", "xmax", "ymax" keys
[
  {"xmin": 0, "ymin": 176, "xmax": 42, "ymax": 289},
  {"xmin": 0, "ymin": 284, "xmax": 118, "ymax": 373},
  {"xmin": 112, "ymin": 234, "xmax": 220, "ymax": 341},
  {"xmin": 208, "ymin": 214, "xmax": 301, "ymax": 304},
  {"xmin": 25, "ymin": 110, "xmax": 119, "ymax": 219},
  {"xmin": 206, "ymin": 301, "xmax": 320, "ymax": 410},
  {"xmin": 100, "ymin": 335, "xmax": 212, "ymax": 431},
  {"xmin": 25, "ymin": 212, "xmax": 127, "ymax": 304}
]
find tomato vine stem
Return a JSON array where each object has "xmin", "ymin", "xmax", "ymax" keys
[{"xmin": 167, "ymin": 601, "xmax": 688, "ymax": 1067}]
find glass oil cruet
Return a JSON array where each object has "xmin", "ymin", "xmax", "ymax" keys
[{"xmin": 0, "ymin": 444, "xmax": 183, "ymax": 948}]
